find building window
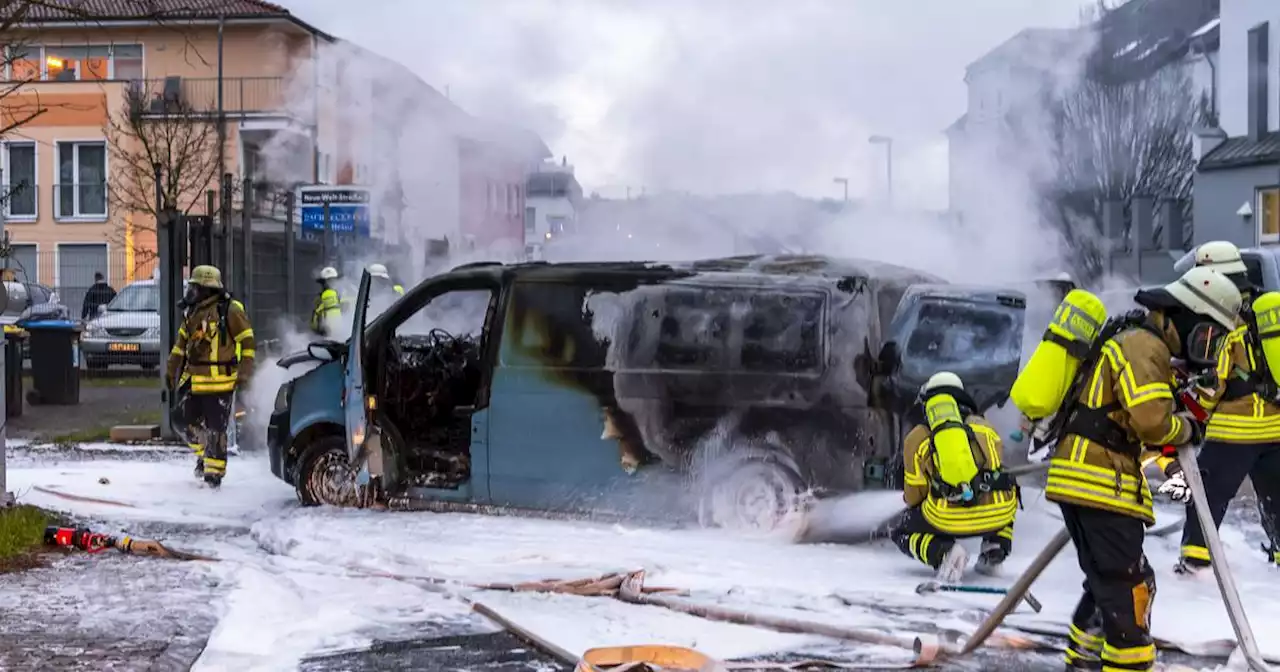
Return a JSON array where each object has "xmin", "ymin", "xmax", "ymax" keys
[
  {"xmin": 1247, "ymin": 23, "xmax": 1270, "ymax": 136},
  {"xmin": 111, "ymin": 45, "xmax": 143, "ymax": 80},
  {"xmin": 3, "ymin": 142, "xmax": 37, "ymax": 219},
  {"xmin": 524, "ymin": 205, "xmax": 536, "ymax": 234},
  {"xmin": 1261, "ymin": 188, "xmax": 1280, "ymax": 244},
  {"xmin": 55, "ymin": 141, "xmax": 107, "ymax": 219},
  {"xmin": 3, "ymin": 44, "xmax": 143, "ymax": 81}
]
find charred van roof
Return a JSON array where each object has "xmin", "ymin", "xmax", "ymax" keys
[{"xmin": 466, "ymin": 254, "xmax": 945, "ymax": 285}]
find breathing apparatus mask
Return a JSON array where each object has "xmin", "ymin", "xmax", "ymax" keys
[
  {"xmin": 1134, "ymin": 288, "xmax": 1225, "ymax": 370},
  {"xmin": 181, "ymin": 283, "xmax": 219, "ymax": 308}
]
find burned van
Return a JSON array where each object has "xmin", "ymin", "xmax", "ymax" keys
[{"xmin": 266, "ymin": 255, "xmax": 1026, "ymax": 532}]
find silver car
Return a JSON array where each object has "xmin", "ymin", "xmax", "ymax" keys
[{"xmin": 81, "ymin": 279, "xmax": 165, "ymax": 371}]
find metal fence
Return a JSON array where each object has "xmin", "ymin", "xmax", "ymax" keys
[{"xmin": 0, "ymin": 178, "xmax": 422, "ymax": 377}]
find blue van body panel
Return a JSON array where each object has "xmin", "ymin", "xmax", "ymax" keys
[
  {"xmin": 487, "ymin": 366, "xmax": 657, "ymax": 514},
  {"xmin": 289, "ymin": 360, "xmax": 346, "ymax": 440}
]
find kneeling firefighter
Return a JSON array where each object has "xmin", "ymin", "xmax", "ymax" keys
[
  {"xmin": 166, "ymin": 265, "xmax": 256, "ymax": 488},
  {"xmin": 1030, "ymin": 267, "xmax": 1240, "ymax": 672},
  {"xmin": 1159, "ymin": 240, "xmax": 1280, "ymax": 572},
  {"xmin": 893, "ymin": 372, "xmax": 1018, "ymax": 584}
]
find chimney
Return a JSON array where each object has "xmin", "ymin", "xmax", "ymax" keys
[
  {"xmin": 1132, "ymin": 196, "xmax": 1154, "ymax": 256},
  {"xmin": 1248, "ymin": 23, "xmax": 1270, "ymax": 141},
  {"xmin": 1193, "ymin": 126, "xmax": 1228, "ymax": 162}
]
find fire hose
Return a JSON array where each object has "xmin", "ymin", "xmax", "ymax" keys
[{"xmin": 43, "ymin": 526, "xmax": 215, "ymax": 562}]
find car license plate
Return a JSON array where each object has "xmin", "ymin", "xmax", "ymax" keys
[{"xmin": 107, "ymin": 343, "xmax": 141, "ymax": 353}]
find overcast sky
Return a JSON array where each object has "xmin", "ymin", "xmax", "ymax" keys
[{"xmin": 281, "ymin": 0, "xmax": 1092, "ymax": 207}]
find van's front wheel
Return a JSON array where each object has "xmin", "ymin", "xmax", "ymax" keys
[
  {"xmin": 294, "ymin": 435, "xmax": 357, "ymax": 507},
  {"xmin": 697, "ymin": 458, "xmax": 808, "ymax": 536}
]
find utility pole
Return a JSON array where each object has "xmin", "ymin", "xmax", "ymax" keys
[
  {"xmin": 1, "ymin": 167, "xmax": 10, "ymax": 507},
  {"xmin": 869, "ymin": 135, "xmax": 894, "ymax": 204}
]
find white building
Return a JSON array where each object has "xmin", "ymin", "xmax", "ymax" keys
[
  {"xmin": 948, "ymin": 0, "xmax": 1220, "ymax": 227},
  {"xmin": 1192, "ymin": 0, "xmax": 1280, "ymax": 249},
  {"xmin": 524, "ymin": 157, "xmax": 582, "ymax": 257}
]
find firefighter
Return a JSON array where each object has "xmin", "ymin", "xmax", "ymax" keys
[
  {"xmin": 166, "ymin": 265, "xmax": 255, "ymax": 488},
  {"xmin": 1045, "ymin": 266, "xmax": 1240, "ymax": 672},
  {"xmin": 368, "ymin": 263, "xmax": 404, "ymax": 295},
  {"xmin": 310, "ymin": 266, "xmax": 341, "ymax": 336},
  {"xmin": 893, "ymin": 372, "xmax": 1017, "ymax": 583},
  {"xmin": 1158, "ymin": 241, "xmax": 1280, "ymax": 572}
]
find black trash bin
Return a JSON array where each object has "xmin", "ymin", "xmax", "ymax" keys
[
  {"xmin": 24, "ymin": 320, "xmax": 82, "ymax": 406},
  {"xmin": 3, "ymin": 326, "xmax": 25, "ymax": 418}
]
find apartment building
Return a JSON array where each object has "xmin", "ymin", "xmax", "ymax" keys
[
  {"xmin": 1193, "ymin": 0, "xmax": 1280, "ymax": 248},
  {"xmin": 0, "ymin": 0, "xmax": 329, "ymax": 311},
  {"xmin": 0, "ymin": 0, "xmax": 550, "ymax": 313}
]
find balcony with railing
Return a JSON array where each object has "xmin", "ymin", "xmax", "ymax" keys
[
  {"xmin": 54, "ymin": 182, "xmax": 108, "ymax": 221},
  {"xmin": 127, "ymin": 77, "xmax": 291, "ymax": 117}
]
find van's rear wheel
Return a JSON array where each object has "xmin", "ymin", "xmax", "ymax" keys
[
  {"xmin": 294, "ymin": 435, "xmax": 357, "ymax": 507},
  {"xmin": 698, "ymin": 458, "xmax": 807, "ymax": 536}
]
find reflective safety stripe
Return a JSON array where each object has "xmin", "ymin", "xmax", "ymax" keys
[
  {"xmin": 996, "ymin": 525, "xmax": 1014, "ymax": 540},
  {"xmin": 203, "ymin": 457, "xmax": 226, "ymax": 475},
  {"xmin": 1102, "ymin": 342, "xmax": 1174, "ymax": 408},
  {"xmin": 170, "ymin": 346, "xmax": 183, "ymax": 356},
  {"xmin": 1069, "ymin": 624, "xmax": 1103, "ymax": 653},
  {"xmin": 1045, "ymin": 458, "xmax": 1155, "ymax": 523},
  {"xmin": 908, "ymin": 532, "xmax": 935, "ymax": 565},
  {"xmin": 240, "ymin": 349, "xmax": 255, "ymax": 359},
  {"xmin": 188, "ymin": 443, "xmax": 203, "ymax": 457},
  {"xmin": 921, "ymin": 496, "xmax": 1017, "ymax": 535},
  {"xmin": 1102, "ymin": 641, "xmax": 1155, "ymax": 667},
  {"xmin": 1181, "ymin": 544, "xmax": 1211, "ymax": 562},
  {"xmin": 234, "ymin": 329, "xmax": 254, "ymax": 342}
]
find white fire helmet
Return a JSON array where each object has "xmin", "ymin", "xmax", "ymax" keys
[
  {"xmin": 318, "ymin": 266, "xmax": 338, "ymax": 280},
  {"xmin": 367, "ymin": 263, "xmax": 390, "ymax": 280}
]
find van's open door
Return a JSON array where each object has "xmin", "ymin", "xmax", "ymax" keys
[
  {"xmin": 344, "ymin": 271, "xmax": 373, "ymax": 471},
  {"xmin": 880, "ymin": 285, "xmax": 1026, "ymax": 413}
]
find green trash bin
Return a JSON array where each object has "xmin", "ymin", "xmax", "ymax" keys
[
  {"xmin": 3, "ymin": 326, "xmax": 24, "ymax": 418},
  {"xmin": 24, "ymin": 320, "xmax": 82, "ymax": 406}
]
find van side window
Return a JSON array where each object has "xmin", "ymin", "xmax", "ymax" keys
[
  {"xmin": 648, "ymin": 289, "xmax": 729, "ymax": 369},
  {"xmin": 1244, "ymin": 256, "xmax": 1264, "ymax": 289},
  {"xmin": 503, "ymin": 280, "xmax": 614, "ymax": 369},
  {"xmin": 741, "ymin": 292, "xmax": 823, "ymax": 373},
  {"xmin": 394, "ymin": 289, "xmax": 493, "ymax": 340},
  {"xmin": 906, "ymin": 302, "xmax": 1017, "ymax": 364}
]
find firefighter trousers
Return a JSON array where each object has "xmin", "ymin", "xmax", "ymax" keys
[
  {"xmin": 185, "ymin": 392, "xmax": 233, "ymax": 477},
  {"xmin": 890, "ymin": 507, "xmax": 1012, "ymax": 570},
  {"xmin": 1180, "ymin": 440, "xmax": 1280, "ymax": 566},
  {"xmin": 1060, "ymin": 503, "xmax": 1156, "ymax": 672}
]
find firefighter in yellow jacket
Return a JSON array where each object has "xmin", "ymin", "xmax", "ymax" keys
[
  {"xmin": 166, "ymin": 265, "xmax": 255, "ymax": 488},
  {"xmin": 1046, "ymin": 266, "xmax": 1240, "ymax": 672},
  {"xmin": 1159, "ymin": 241, "xmax": 1280, "ymax": 572},
  {"xmin": 894, "ymin": 372, "xmax": 1018, "ymax": 583},
  {"xmin": 310, "ymin": 266, "xmax": 342, "ymax": 336}
]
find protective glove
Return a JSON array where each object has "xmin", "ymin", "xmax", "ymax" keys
[
  {"xmin": 1175, "ymin": 412, "xmax": 1205, "ymax": 446},
  {"xmin": 1157, "ymin": 469, "xmax": 1192, "ymax": 504}
]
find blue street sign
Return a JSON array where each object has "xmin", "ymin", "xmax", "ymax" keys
[{"xmin": 298, "ymin": 186, "xmax": 373, "ymax": 237}]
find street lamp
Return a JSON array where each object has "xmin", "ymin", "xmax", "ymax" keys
[
  {"xmin": 869, "ymin": 135, "xmax": 893, "ymax": 204},
  {"xmin": 832, "ymin": 177, "xmax": 849, "ymax": 202}
]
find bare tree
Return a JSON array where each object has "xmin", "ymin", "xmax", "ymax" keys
[
  {"xmin": 105, "ymin": 84, "xmax": 221, "ymax": 262},
  {"xmin": 1044, "ymin": 65, "xmax": 1204, "ymax": 279}
]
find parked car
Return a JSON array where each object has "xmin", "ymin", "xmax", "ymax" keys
[
  {"xmin": 1, "ymin": 281, "xmax": 72, "ymax": 364},
  {"xmin": 81, "ymin": 278, "xmax": 165, "ymax": 370},
  {"xmin": 267, "ymin": 256, "xmax": 1028, "ymax": 532}
]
